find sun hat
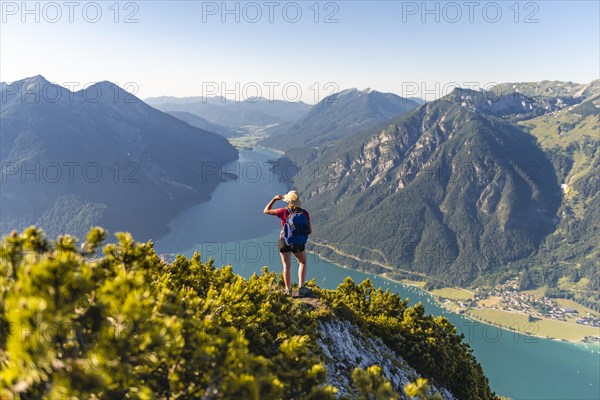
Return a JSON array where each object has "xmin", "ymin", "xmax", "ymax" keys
[{"xmin": 282, "ymin": 190, "xmax": 301, "ymax": 208}]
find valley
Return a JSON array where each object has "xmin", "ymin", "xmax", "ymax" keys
[
  {"xmin": 152, "ymin": 146, "xmax": 600, "ymax": 399},
  {"xmin": 309, "ymin": 236, "xmax": 600, "ymax": 342},
  {"xmin": 432, "ymin": 279, "xmax": 600, "ymax": 343},
  {"xmin": 271, "ymin": 82, "xmax": 599, "ymax": 318},
  {"xmin": 3, "ymin": 2, "xmax": 598, "ymax": 398},
  {"xmin": 155, "ymin": 80, "xmax": 599, "ymax": 342},
  {"xmin": 1, "ymin": 76, "xmax": 598, "ymax": 398}
]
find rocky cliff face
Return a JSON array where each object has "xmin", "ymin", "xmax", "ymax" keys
[{"xmin": 318, "ymin": 319, "xmax": 456, "ymax": 399}]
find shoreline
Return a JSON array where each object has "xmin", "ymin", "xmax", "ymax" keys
[
  {"xmin": 208, "ymin": 145, "xmax": 600, "ymax": 346},
  {"xmin": 307, "ymin": 248, "xmax": 600, "ymax": 345},
  {"xmin": 461, "ymin": 308, "xmax": 600, "ymax": 346}
]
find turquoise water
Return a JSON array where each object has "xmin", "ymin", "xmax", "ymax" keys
[{"xmin": 155, "ymin": 148, "xmax": 600, "ymax": 400}]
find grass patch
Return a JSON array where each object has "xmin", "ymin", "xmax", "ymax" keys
[
  {"xmin": 519, "ymin": 110, "xmax": 598, "ymax": 219},
  {"xmin": 522, "ymin": 287, "xmax": 547, "ymax": 298},
  {"xmin": 468, "ymin": 308, "xmax": 600, "ymax": 342},
  {"xmin": 400, "ymin": 279, "xmax": 427, "ymax": 288},
  {"xmin": 477, "ymin": 296, "xmax": 501, "ymax": 308},
  {"xmin": 558, "ymin": 276, "xmax": 590, "ymax": 293},
  {"xmin": 228, "ymin": 125, "xmax": 278, "ymax": 149},
  {"xmin": 519, "ymin": 112, "xmax": 598, "ymax": 151},
  {"xmin": 431, "ymin": 287, "xmax": 474, "ymax": 300},
  {"xmin": 554, "ymin": 298, "xmax": 599, "ymax": 318}
]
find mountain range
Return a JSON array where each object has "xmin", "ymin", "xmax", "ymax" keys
[
  {"xmin": 2, "ymin": 76, "xmax": 597, "ymax": 310},
  {"xmin": 262, "ymin": 88, "xmax": 420, "ymax": 150},
  {"xmin": 0, "ymin": 75, "xmax": 238, "ymax": 240},
  {"xmin": 145, "ymin": 95, "xmax": 311, "ymax": 129},
  {"xmin": 274, "ymin": 81, "xmax": 599, "ymax": 307}
]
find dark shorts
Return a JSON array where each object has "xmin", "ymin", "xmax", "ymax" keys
[{"xmin": 278, "ymin": 238, "xmax": 305, "ymax": 253}]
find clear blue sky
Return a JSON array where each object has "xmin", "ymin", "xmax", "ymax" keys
[{"xmin": 1, "ymin": 1, "xmax": 598, "ymax": 103}]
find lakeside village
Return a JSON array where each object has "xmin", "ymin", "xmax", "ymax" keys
[{"xmin": 437, "ymin": 278, "xmax": 600, "ymax": 342}]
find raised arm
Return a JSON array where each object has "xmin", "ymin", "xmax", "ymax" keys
[{"xmin": 263, "ymin": 195, "xmax": 283, "ymax": 215}]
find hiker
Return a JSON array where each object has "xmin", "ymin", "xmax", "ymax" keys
[{"xmin": 263, "ymin": 190, "xmax": 312, "ymax": 297}]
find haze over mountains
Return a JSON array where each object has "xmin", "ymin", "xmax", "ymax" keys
[
  {"xmin": 262, "ymin": 88, "xmax": 420, "ymax": 150},
  {"xmin": 0, "ymin": 75, "xmax": 238, "ymax": 240},
  {"xmin": 147, "ymin": 88, "xmax": 420, "ymax": 149},
  {"xmin": 146, "ymin": 95, "xmax": 311, "ymax": 130},
  {"xmin": 164, "ymin": 111, "xmax": 240, "ymax": 138}
]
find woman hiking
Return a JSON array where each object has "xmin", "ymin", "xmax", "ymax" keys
[{"xmin": 263, "ymin": 190, "xmax": 312, "ymax": 297}]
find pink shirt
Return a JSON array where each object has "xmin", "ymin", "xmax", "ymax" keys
[{"xmin": 274, "ymin": 208, "xmax": 311, "ymax": 236}]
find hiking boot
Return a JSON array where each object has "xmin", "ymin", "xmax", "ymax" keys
[{"xmin": 298, "ymin": 285, "xmax": 312, "ymax": 298}]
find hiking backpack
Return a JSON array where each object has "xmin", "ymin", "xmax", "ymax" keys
[{"xmin": 282, "ymin": 209, "xmax": 309, "ymax": 246}]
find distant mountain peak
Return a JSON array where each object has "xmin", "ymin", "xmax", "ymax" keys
[
  {"xmin": 1, "ymin": 75, "xmax": 68, "ymax": 109},
  {"xmin": 23, "ymin": 74, "xmax": 50, "ymax": 84},
  {"xmin": 490, "ymin": 80, "xmax": 599, "ymax": 101},
  {"xmin": 325, "ymin": 87, "xmax": 380, "ymax": 102},
  {"xmin": 262, "ymin": 88, "xmax": 419, "ymax": 150},
  {"xmin": 329, "ymin": 88, "xmax": 392, "ymax": 100},
  {"xmin": 85, "ymin": 80, "xmax": 126, "ymax": 92},
  {"xmin": 146, "ymin": 94, "xmax": 311, "ymax": 128},
  {"xmin": 11, "ymin": 74, "xmax": 52, "ymax": 91},
  {"xmin": 335, "ymin": 88, "xmax": 359, "ymax": 96},
  {"xmin": 82, "ymin": 80, "xmax": 142, "ymax": 104}
]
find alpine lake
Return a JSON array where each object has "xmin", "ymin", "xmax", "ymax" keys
[{"xmin": 155, "ymin": 148, "xmax": 600, "ymax": 400}]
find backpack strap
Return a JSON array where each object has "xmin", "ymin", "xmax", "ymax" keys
[{"xmin": 287, "ymin": 206, "xmax": 303, "ymax": 215}]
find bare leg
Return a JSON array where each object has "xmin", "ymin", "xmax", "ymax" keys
[
  {"xmin": 280, "ymin": 251, "xmax": 293, "ymax": 292},
  {"xmin": 295, "ymin": 251, "xmax": 307, "ymax": 287}
]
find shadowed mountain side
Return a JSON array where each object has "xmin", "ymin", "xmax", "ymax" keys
[{"xmin": 1, "ymin": 76, "xmax": 238, "ymax": 240}]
